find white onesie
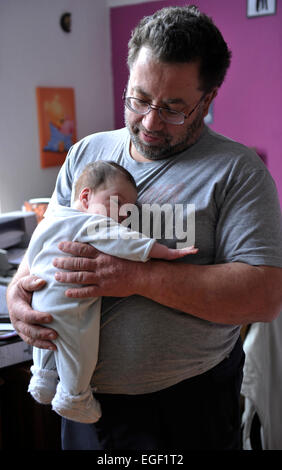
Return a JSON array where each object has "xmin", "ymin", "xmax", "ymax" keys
[{"xmin": 26, "ymin": 204, "xmax": 155, "ymax": 423}]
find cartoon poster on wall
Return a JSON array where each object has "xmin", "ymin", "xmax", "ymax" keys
[{"xmin": 36, "ymin": 87, "xmax": 77, "ymax": 168}]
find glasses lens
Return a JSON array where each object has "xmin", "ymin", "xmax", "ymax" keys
[
  {"xmin": 125, "ymin": 97, "xmax": 185, "ymax": 125},
  {"xmin": 160, "ymin": 109, "xmax": 185, "ymax": 125},
  {"xmin": 126, "ymin": 97, "xmax": 149, "ymax": 114}
]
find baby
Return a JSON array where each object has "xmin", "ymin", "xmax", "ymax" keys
[{"xmin": 27, "ymin": 161, "xmax": 198, "ymax": 423}]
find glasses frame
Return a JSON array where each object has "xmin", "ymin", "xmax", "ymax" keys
[{"xmin": 123, "ymin": 90, "xmax": 206, "ymax": 125}]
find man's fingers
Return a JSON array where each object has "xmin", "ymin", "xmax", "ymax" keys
[
  {"xmin": 18, "ymin": 307, "xmax": 53, "ymax": 325},
  {"xmin": 53, "ymin": 256, "xmax": 96, "ymax": 272},
  {"xmin": 7, "ymin": 273, "xmax": 57, "ymax": 351},
  {"xmin": 20, "ymin": 276, "xmax": 46, "ymax": 293},
  {"xmin": 57, "ymin": 241, "xmax": 99, "ymax": 258},
  {"xmin": 20, "ymin": 330, "xmax": 57, "ymax": 351},
  {"xmin": 16, "ymin": 318, "xmax": 58, "ymax": 350},
  {"xmin": 55, "ymin": 270, "xmax": 98, "ymax": 284},
  {"xmin": 10, "ymin": 299, "xmax": 57, "ymax": 349},
  {"xmin": 65, "ymin": 286, "xmax": 101, "ymax": 299}
]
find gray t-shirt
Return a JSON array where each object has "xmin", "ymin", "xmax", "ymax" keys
[{"xmin": 48, "ymin": 125, "xmax": 282, "ymax": 394}]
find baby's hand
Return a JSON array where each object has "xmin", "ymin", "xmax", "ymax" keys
[
  {"xmin": 150, "ymin": 242, "xmax": 198, "ymax": 260},
  {"xmin": 165, "ymin": 245, "xmax": 199, "ymax": 260}
]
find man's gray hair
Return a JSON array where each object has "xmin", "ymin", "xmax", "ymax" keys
[{"xmin": 127, "ymin": 5, "xmax": 231, "ymax": 93}]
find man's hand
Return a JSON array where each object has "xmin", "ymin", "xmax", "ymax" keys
[
  {"xmin": 7, "ymin": 274, "xmax": 58, "ymax": 350},
  {"xmin": 53, "ymin": 241, "xmax": 144, "ymax": 298}
]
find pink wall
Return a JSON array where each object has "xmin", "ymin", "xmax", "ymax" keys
[{"xmin": 110, "ymin": 0, "xmax": 282, "ymax": 204}]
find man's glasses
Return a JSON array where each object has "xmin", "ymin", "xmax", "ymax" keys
[{"xmin": 123, "ymin": 92, "xmax": 205, "ymax": 125}]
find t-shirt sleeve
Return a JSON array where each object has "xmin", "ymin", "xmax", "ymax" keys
[
  {"xmin": 215, "ymin": 167, "xmax": 282, "ymax": 267},
  {"xmin": 77, "ymin": 216, "xmax": 156, "ymax": 262}
]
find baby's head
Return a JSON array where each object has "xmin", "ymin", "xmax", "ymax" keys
[{"xmin": 73, "ymin": 161, "xmax": 137, "ymax": 222}]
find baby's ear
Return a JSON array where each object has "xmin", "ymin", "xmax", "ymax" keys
[{"xmin": 79, "ymin": 187, "xmax": 91, "ymax": 209}]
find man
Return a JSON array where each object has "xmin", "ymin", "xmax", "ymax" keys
[{"xmin": 7, "ymin": 6, "xmax": 282, "ymax": 450}]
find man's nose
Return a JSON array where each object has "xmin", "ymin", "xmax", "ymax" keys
[{"xmin": 141, "ymin": 108, "xmax": 164, "ymax": 131}]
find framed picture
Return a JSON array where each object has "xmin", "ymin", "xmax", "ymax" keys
[
  {"xmin": 36, "ymin": 87, "xmax": 77, "ymax": 168},
  {"xmin": 247, "ymin": 0, "xmax": 276, "ymax": 18}
]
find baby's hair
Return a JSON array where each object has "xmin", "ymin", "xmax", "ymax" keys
[{"xmin": 73, "ymin": 161, "xmax": 137, "ymax": 200}]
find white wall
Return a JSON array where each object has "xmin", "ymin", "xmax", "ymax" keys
[{"xmin": 0, "ymin": 0, "xmax": 114, "ymax": 212}]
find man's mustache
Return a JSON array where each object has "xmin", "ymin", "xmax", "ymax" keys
[{"xmin": 133, "ymin": 124, "xmax": 168, "ymax": 139}]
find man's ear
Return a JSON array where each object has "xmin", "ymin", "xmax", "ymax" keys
[
  {"xmin": 202, "ymin": 88, "xmax": 218, "ymax": 118},
  {"xmin": 79, "ymin": 187, "xmax": 91, "ymax": 210}
]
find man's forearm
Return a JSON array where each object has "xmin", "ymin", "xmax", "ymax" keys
[
  {"xmin": 53, "ymin": 241, "xmax": 282, "ymax": 325},
  {"xmin": 135, "ymin": 260, "xmax": 282, "ymax": 325}
]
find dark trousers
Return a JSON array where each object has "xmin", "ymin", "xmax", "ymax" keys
[{"xmin": 61, "ymin": 337, "xmax": 244, "ymax": 450}]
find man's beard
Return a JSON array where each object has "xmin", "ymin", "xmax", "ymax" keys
[{"xmin": 125, "ymin": 107, "xmax": 204, "ymax": 161}]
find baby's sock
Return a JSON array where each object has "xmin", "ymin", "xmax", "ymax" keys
[
  {"xmin": 51, "ymin": 381, "xmax": 101, "ymax": 423},
  {"xmin": 28, "ymin": 366, "xmax": 58, "ymax": 404}
]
